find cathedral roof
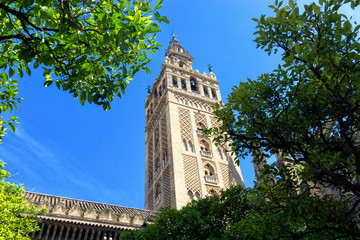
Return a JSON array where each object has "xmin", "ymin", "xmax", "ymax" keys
[{"xmin": 25, "ymin": 192, "xmax": 156, "ymax": 230}]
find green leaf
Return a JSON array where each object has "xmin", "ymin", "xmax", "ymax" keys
[
  {"xmin": 344, "ymin": 21, "xmax": 351, "ymax": 31},
  {"xmin": 159, "ymin": 16, "xmax": 170, "ymax": 24},
  {"xmin": 155, "ymin": 0, "xmax": 163, "ymax": 10},
  {"xmin": 9, "ymin": 68, "xmax": 15, "ymax": 77},
  {"xmin": 354, "ymin": 24, "xmax": 360, "ymax": 32},
  {"xmin": 8, "ymin": 122, "xmax": 15, "ymax": 133},
  {"xmin": 44, "ymin": 80, "xmax": 53, "ymax": 87},
  {"xmin": 313, "ymin": 5, "xmax": 320, "ymax": 15},
  {"xmin": 289, "ymin": 0, "xmax": 295, "ymax": 8}
]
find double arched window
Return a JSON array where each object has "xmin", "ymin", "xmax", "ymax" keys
[
  {"xmin": 204, "ymin": 163, "xmax": 215, "ymax": 176},
  {"xmin": 188, "ymin": 190, "xmax": 201, "ymax": 200},
  {"xmin": 199, "ymin": 139, "xmax": 210, "ymax": 151}
]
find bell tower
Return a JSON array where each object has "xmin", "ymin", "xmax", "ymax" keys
[{"xmin": 144, "ymin": 36, "xmax": 244, "ymax": 211}]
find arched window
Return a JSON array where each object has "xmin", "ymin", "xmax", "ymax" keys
[
  {"xmin": 199, "ymin": 139, "xmax": 210, "ymax": 151},
  {"xmin": 195, "ymin": 192, "xmax": 200, "ymax": 200},
  {"xmin": 155, "ymin": 184, "xmax": 161, "ymax": 203},
  {"xmin": 183, "ymin": 139, "xmax": 188, "ymax": 151},
  {"xmin": 155, "ymin": 157, "xmax": 160, "ymax": 176},
  {"xmin": 181, "ymin": 79, "xmax": 187, "ymax": 90},
  {"xmin": 188, "ymin": 141, "xmax": 195, "ymax": 153},
  {"xmin": 197, "ymin": 122, "xmax": 206, "ymax": 130},
  {"xmin": 188, "ymin": 190, "xmax": 193, "ymax": 200},
  {"xmin": 190, "ymin": 77, "xmax": 198, "ymax": 93},
  {"xmin": 150, "ymin": 103, "xmax": 153, "ymax": 114},
  {"xmin": 208, "ymin": 188, "xmax": 218, "ymax": 196},
  {"xmin": 179, "ymin": 61, "xmax": 185, "ymax": 68},
  {"xmin": 203, "ymin": 86, "xmax": 209, "ymax": 97},
  {"xmin": 204, "ymin": 163, "xmax": 215, "ymax": 176},
  {"xmin": 173, "ymin": 77, "xmax": 178, "ymax": 87},
  {"xmin": 154, "ymin": 89, "xmax": 158, "ymax": 98},
  {"xmin": 211, "ymin": 89, "xmax": 217, "ymax": 99}
]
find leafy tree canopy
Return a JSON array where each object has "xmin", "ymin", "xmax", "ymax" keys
[
  {"xmin": 0, "ymin": 0, "xmax": 168, "ymax": 141},
  {"xmin": 121, "ymin": 182, "xmax": 360, "ymax": 239},
  {"xmin": 0, "ymin": 161, "xmax": 45, "ymax": 239},
  {"xmin": 213, "ymin": 0, "xmax": 360, "ymax": 204},
  {"xmin": 0, "ymin": 0, "xmax": 167, "ymax": 237}
]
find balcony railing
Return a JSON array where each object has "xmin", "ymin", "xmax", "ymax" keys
[
  {"xmin": 204, "ymin": 175, "xmax": 218, "ymax": 184},
  {"xmin": 200, "ymin": 150, "xmax": 213, "ymax": 158}
]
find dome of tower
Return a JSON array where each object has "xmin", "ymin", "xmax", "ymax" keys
[{"xmin": 166, "ymin": 34, "xmax": 185, "ymax": 55}]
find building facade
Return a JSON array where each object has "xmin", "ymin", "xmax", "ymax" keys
[
  {"xmin": 25, "ymin": 192, "xmax": 155, "ymax": 240},
  {"xmin": 144, "ymin": 36, "xmax": 244, "ymax": 211}
]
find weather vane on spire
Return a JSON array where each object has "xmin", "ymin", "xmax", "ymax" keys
[
  {"xmin": 171, "ymin": 31, "xmax": 176, "ymax": 39},
  {"xmin": 207, "ymin": 64, "xmax": 213, "ymax": 72}
]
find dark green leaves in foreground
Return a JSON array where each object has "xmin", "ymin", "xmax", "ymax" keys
[
  {"xmin": 0, "ymin": 0, "xmax": 168, "ymax": 139},
  {"xmin": 121, "ymin": 182, "xmax": 360, "ymax": 239},
  {"xmin": 0, "ymin": 0, "xmax": 166, "ymax": 109}
]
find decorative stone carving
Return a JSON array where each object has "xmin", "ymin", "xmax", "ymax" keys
[
  {"xmin": 132, "ymin": 215, "xmax": 144, "ymax": 227},
  {"xmin": 178, "ymin": 107, "xmax": 194, "ymax": 142},
  {"xmin": 118, "ymin": 213, "xmax": 131, "ymax": 225},
  {"xmin": 83, "ymin": 205, "xmax": 97, "ymax": 219},
  {"xmin": 68, "ymin": 202, "xmax": 82, "ymax": 217},
  {"xmin": 51, "ymin": 201, "xmax": 67, "ymax": 215},
  {"xmin": 183, "ymin": 154, "xmax": 201, "ymax": 194},
  {"xmin": 99, "ymin": 208, "xmax": 116, "ymax": 222}
]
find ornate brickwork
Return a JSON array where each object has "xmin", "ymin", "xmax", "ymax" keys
[
  {"xmin": 163, "ymin": 165, "xmax": 171, "ymax": 208},
  {"xmin": 174, "ymin": 94, "xmax": 213, "ymax": 112},
  {"xmin": 148, "ymin": 189, "xmax": 153, "ymax": 210},
  {"xmin": 178, "ymin": 107, "xmax": 194, "ymax": 142},
  {"xmin": 194, "ymin": 112, "xmax": 207, "ymax": 127},
  {"xmin": 147, "ymin": 136, "xmax": 153, "ymax": 190},
  {"xmin": 210, "ymin": 116, "xmax": 221, "ymax": 128},
  {"xmin": 183, "ymin": 155, "xmax": 201, "ymax": 194},
  {"xmin": 161, "ymin": 114, "xmax": 168, "ymax": 151},
  {"xmin": 220, "ymin": 163, "xmax": 230, "ymax": 189},
  {"xmin": 155, "ymin": 125, "xmax": 160, "ymax": 153}
]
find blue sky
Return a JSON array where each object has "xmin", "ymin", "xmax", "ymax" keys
[{"xmin": 0, "ymin": 1, "xmax": 299, "ymax": 209}]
